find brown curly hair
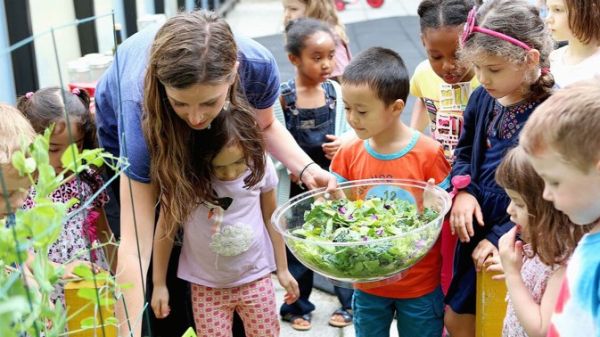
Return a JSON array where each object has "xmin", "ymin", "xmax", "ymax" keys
[
  {"xmin": 496, "ymin": 147, "xmax": 593, "ymax": 265},
  {"xmin": 460, "ymin": 0, "xmax": 555, "ymax": 102}
]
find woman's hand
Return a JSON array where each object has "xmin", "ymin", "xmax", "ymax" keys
[
  {"xmin": 301, "ymin": 163, "xmax": 337, "ymax": 191},
  {"xmin": 322, "ymin": 134, "xmax": 342, "ymax": 160},
  {"xmin": 450, "ymin": 191, "xmax": 484, "ymax": 242},
  {"xmin": 151, "ymin": 284, "xmax": 171, "ymax": 319},
  {"xmin": 472, "ymin": 239, "xmax": 497, "ymax": 272},
  {"xmin": 289, "ymin": 173, "xmax": 300, "ymax": 184},
  {"xmin": 277, "ymin": 269, "xmax": 299, "ymax": 305},
  {"xmin": 498, "ymin": 226, "xmax": 524, "ymax": 278}
]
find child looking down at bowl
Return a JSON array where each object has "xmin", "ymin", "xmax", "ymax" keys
[{"xmin": 330, "ymin": 47, "xmax": 451, "ymax": 337}]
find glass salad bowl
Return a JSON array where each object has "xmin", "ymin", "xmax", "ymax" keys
[{"xmin": 272, "ymin": 179, "xmax": 451, "ymax": 287}]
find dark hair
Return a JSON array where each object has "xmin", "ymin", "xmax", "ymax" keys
[
  {"xmin": 162, "ymin": 105, "xmax": 266, "ymax": 237},
  {"xmin": 143, "ymin": 10, "xmax": 250, "ymax": 230},
  {"xmin": 564, "ymin": 0, "xmax": 600, "ymax": 44},
  {"xmin": 17, "ymin": 87, "xmax": 96, "ymax": 150},
  {"xmin": 417, "ymin": 0, "xmax": 475, "ymax": 31},
  {"xmin": 496, "ymin": 147, "xmax": 593, "ymax": 265},
  {"xmin": 460, "ymin": 0, "xmax": 554, "ymax": 102},
  {"xmin": 16, "ymin": 86, "xmax": 100, "ymax": 191},
  {"xmin": 341, "ymin": 47, "xmax": 409, "ymax": 105},
  {"xmin": 285, "ymin": 17, "xmax": 335, "ymax": 57}
]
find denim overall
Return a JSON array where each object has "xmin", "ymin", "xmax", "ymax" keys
[
  {"xmin": 279, "ymin": 79, "xmax": 354, "ymax": 319},
  {"xmin": 281, "ymin": 78, "xmax": 337, "ymax": 190}
]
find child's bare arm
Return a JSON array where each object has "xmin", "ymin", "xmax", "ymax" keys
[
  {"xmin": 500, "ymin": 227, "xmax": 562, "ymax": 337},
  {"xmin": 261, "ymin": 188, "xmax": 299, "ymax": 304},
  {"xmin": 450, "ymin": 191, "xmax": 484, "ymax": 242},
  {"xmin": 95, "ymin": 208, "xmax": 117, "ymax": 274},
  {"xmin": 410, "ymin": 99, "xmax": 430, "ymax": 132},
  {"xmin": 150, "ymin": 212, "xmax": 176, "ymax": 319}
]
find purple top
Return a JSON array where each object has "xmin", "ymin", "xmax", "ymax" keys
[{"xmin": 177, "ymin": 158, "xmax": 278, "ymax": 288}]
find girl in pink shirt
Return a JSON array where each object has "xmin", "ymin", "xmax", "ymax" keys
[{"xmin": 151, "ymin": 106, "xmax": 299, "ymax": 337}]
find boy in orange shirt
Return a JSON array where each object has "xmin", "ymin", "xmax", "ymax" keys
[{"xmin": 331, "ymin": 47, "xmax": 451, "ymax": 337}]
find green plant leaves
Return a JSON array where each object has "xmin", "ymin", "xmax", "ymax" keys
[
  {"xmin": 182, "ymin": 327, "xmax": 198, "ymax": 337},
  {"xmin": 11, "ymin": 151, "xmax": 35, "ymax": 175},
  {"xmin": 1, "ymin": 126, "xmax": 123, "ymax": 336}
]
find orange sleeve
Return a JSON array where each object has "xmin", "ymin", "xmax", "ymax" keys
[
  {"xmin": 330, "ymin": 142, "xmax": 352, "ymax": 183},
  {"xmin": 428, "ymin": 145, "xmax": 452, "ymax": 189}
]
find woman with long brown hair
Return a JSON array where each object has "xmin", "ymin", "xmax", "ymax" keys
[
  {"xmin": 94, "ymin": 10, "xmax": 335, "ymax": 337},
  {"xmin": 150, "ymin": 105, "xmax": 299, "ymax": 337}
]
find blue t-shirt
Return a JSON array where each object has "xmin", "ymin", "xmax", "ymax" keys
[
  {"xmin": 548, "ymin": 231, "xmax": 600, "ymax": 337},
  {"xmin": 95, "ymin": 25, "xmax": 280, "ymax": 183}
]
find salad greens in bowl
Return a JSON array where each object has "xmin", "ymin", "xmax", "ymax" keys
[{"xmin": 272, "ymin": 179, "xmax": 451, "ymax": 286}]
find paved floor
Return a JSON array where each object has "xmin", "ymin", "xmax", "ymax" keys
[
  {"xmin": 225, "ymin": 2, "xmax": 426, "ymax": 336},
  {"xmin": 271, "ymin": 275, "xmax": 401, "ymax": 337},
  {"xmin": 226, "ymin": 0, "xmax": 427, "ymax": 128},
  {"xmin": 227, "ymin": 0, "xmax": 423, "ymax": 38}
]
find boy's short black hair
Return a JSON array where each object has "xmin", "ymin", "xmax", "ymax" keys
[{"xmin": 341, "ymin": 47, "xmax": 409, "ymax": 105}]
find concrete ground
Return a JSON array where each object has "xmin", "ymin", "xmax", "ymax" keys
[
  {"xmin": 226, "ymin": 0, "xmax": 427, "ymax": 124},
  {"xmin": 225, "ymin": 1, "xmax": 426, "ymax": 336},
  {"xmin": 271, "ymin": 275, "xmax": 401, "ymax": 337}
]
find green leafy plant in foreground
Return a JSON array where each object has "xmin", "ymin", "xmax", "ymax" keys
[{"xmin": 0, "ymin": 128, "xmax": 124, "ymax": 337}]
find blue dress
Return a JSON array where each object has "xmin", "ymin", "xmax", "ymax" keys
[{"xmin": 445, "ymin": 86, "xmax": 547, "ymax": 314}]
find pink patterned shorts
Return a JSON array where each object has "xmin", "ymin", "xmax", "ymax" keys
[{"xmin": 190, "ymin": 276, "xmax": 280, "ymax": 337}]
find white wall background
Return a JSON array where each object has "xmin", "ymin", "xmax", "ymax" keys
[
  {"xmin": 29, "ymin": 0, "xmax": 81, "ymax": 88},
  {"xmin": 6, "ymin": 0, "xmax": 184, "ymax": 93}
]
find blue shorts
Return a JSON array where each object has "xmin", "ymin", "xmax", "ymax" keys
[{"xmin": 353, "ymin": 287, "xmax": 444, "ymax": 337}]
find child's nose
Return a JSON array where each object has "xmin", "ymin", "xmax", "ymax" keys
[
  {"xmin": 477, "ymin": 72, "xmax": 490, "ymax": 85},
  {"xmin": 347, "ymin": 111, "xmax": 359, "ymax": 125},
  {"xmin": 542, "ymin": 186, "xmax": 554, "ymax": 202},
  {"xmin": 442, "ymin": 60, "xmax": 455, "ymax": 72}
]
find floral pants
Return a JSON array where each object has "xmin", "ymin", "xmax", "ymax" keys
[{"xmin": 190, "ymin": 276, "xmax": 279, "ymax": 337}]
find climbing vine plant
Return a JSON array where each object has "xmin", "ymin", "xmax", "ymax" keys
[{"xmin": 0, "ymin": 128, "xmax": 124, "ymax": 337}]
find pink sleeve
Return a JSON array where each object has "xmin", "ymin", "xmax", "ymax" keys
[{"xmin": 332, "ymin": 40, "xmax": 351, "ymax": 78}]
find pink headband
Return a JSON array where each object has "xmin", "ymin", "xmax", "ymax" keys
[
  {"xmin": 461, "ymin": 7, "xmax": 532, "ymax": 51},
  {"xmin": 71, "ymin": 88, "xmax": 80, "ymax": 95},
  {"xmin": 25, "ymin": 92, "xmax": 33, "ymax": 99}
]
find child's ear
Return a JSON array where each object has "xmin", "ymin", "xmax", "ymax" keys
[
  {"xmin": 420, "ymin": 33, "xmax": 426, "ymax": 48},
  {"xmin": 288, "ymin": 54, "xmax": 299, "ymax": 66},
  {"xmin": 525, "ymin": 49, "xmax": 541, "ymax": 68},
  {"xmin": 391, "ymin": 99, "xmax": 405, "ymax": 116}
]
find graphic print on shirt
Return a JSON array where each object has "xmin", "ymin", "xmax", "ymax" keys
[
  {"xmin": 206, "ymin": 197, "xmax": 255, "ymax": 257},
  {"xmin": 435, "ymin": 82, "xmax": 473, "ymax": 160},
  {"xmin": 548, "ymin": 247, "xmax": 598, "ymax": 337}
]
